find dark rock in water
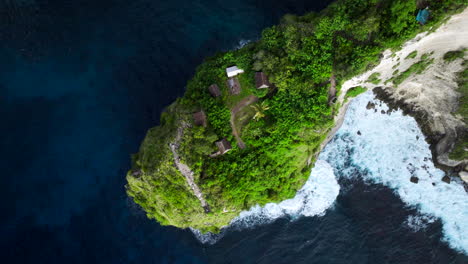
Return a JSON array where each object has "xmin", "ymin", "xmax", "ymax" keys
[
  {"xmin": 410, "ymin": 176, "xmax": 419, "ymax": 183},
  {"xmin": 386, "ymin": 109, "xmax": 392, "ymax": 115},
  {"xmin": 442, "ymin": 175, "xmax": 451, "ymax": 184},
  {"xmin": 366, "ymin": 102, "xmax": 375, "ymax": 110},
  {"xmin": 374, "ymin": 109, "xmax": 377, "ymax": 113},
  {"xmin": 416, "ymin": 135, "xmax": 419, "ymax": 140},
  {"xmin": 381, "ymin": 110, "xmax": 386, "ymax": 114},
  {"xmin": 357, "ymin": 130, "xmax": 361, "ymax": 136},
  {"xmin": 432, "ymin": 182, "xmax": 436, "ymax": 186}
]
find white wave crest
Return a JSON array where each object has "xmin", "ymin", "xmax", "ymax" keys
[
  {"xmin": 235, "ymin": 39, "xmax": 251, "ymax": 49},
  {"xmin": 405, "ymin": 214, "xmax": 437, "ymax": 232},
  {"xmin": 321, "ymin": 91, "xmax": 468, "ymax": 255},
  {"xmin": 192, "ymin": 160, "xmax": 340, "ymax": 244}
]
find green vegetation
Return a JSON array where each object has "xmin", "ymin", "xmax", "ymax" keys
[
  {"xmin": 345, "ymin": 86, "xmax": 367, "ymax": 100},
  {"xmin": 443, "ymin": 48, "xmax": 466, "ymax": 62},
  {"xmin": 449, "ymin": 60, "xmax": 468, "ymax": 161},
  {"xmin": 449, "ymin": 133, "xmax": 468, "ymax": 161},
  {"xmin": 388, "ymin": 52, "xmax": 434, "ymax": 86},
  {"xmin": 367, "ymin": 72, "xmax": 381, "ymax": 84},
  {"xmin": 405, "ymin": 50, "xmax": 418, "ymax": 59},
  {"xmin": 454, "ymin": 60, "xmax": 468, "ymax": 122},
  {"xmin": 126, "ymin": 0, "xmax": 467, "ymax": 233}
]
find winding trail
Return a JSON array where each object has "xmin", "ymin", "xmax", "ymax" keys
[
  {"xmin": 169, "ymin": 122, "xmax": 211, "ymax": 213},
  {"xmin": 230, "ymin": 95, "xmax": 258, "ymax": 149},
  {"xmin": 328, "ymin": 74, "xmax": 337, "ymax": 105}
]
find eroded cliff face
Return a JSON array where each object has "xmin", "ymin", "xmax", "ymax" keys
[{"xmin": 337, "ymin": 8, "xmax": 468, "ymax": 184}]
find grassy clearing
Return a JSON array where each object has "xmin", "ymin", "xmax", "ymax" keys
[
  {"xmin": 235, "ymin": 105, "xmax": 256, "ymax": 136},
  {"xmin": 367, "ymin": 72, "xmax": 381, "ymax": 84},
  {"xmin": 224, "ymin": 74, "xmax": 256, "ymax": 109}
]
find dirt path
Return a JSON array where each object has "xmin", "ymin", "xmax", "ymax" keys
[
  {"xmin": 230, "ymin": 95, "xmax": 258, "ymax": 149},
  {"xmin": 169, "ymin": 122, "xmax": 211, "ymax": 213},
  {"xmin": 328, "ymin": 74, "xmax": 337, "ymax": 105}
]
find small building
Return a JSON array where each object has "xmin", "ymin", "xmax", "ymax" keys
[
  {"xmin": 227, "ymin": 77, "xmax": 241, "ymax": 95},
  {"xmin": 215, "ymin": 138, "xmax": 232, "ymax": 154},
  {"xmin": 255, "ymin": 72, "xmax": 271, "ymax": 89},
  {"xmin": 193, "ymin": 111, "xmax": 207, "ymax": 127},
  {"xmin": 226, "ymin": 66, "xmax": 244, "ymax": 78},
  {"xmin": 416, "ymin": 8, "xmax": 430, "ymax": 25},
  {"xmin": 208, "ymin": 84, "xmax": 221, "ymax": 97}
]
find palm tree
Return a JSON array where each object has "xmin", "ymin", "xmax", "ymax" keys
[{"xmin": 251, "ymin": 101, "xmax": 270, "ymax": 121}]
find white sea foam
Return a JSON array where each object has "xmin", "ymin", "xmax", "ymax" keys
[
  {"xmin": 405, "ymin": 214, "xmax": 436, "ymax": 232},
  {"xmin": 235, "ymin": 39, "xmax": 251, "ymax": 49},
  {"xmin": 192, "ymin": 160, "xmax": 340, "ymax": 244},
  {"xmin": 320, "ymin": 91, "xmax": 468, "ymax": 255}
]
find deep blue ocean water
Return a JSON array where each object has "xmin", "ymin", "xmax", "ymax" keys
[{"xmin": 1, "ymin": 1, "xmax": 467, "ymax": 263}]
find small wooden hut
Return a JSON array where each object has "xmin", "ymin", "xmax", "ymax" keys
[
  {"xmin": 208, "ymin": 84, "xmax": 221, "ymax": 97},
  {"xmin": 193, "ymin": 111, "xmax": 207, "ymax": 127},
  {"xmin": 227, "ymin": 77, "xmax": 241, "ymax": 95},
  {"xmin": 255, "ymin": 72, "xmax": 270, "ymax": 89},
  {"xmin": 215, "ymin": 138, "xmax": 232, "ymax": 154}
]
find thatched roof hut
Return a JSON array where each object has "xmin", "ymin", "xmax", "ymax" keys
[
  {"xmin": 227, "ymin": 77, "xmax": 241, "ymax": 95},
  {"xmin": 208, "ymin": 84, "xmax": 221, "ymax": 97},
  {"xmin": 255, "ymin": 72, "xmax": 270, "ymax": 89},
  {"xmin": 193, "ymin": 111, "xmax": 207, "ymax": 127},
  {"xmin": 215, "ymin": 138, "xmax": 232, "ymax": 154}
]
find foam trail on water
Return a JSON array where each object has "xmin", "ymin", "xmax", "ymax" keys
[
  {"xmin": 320, "ymin": 91, "xmax": 468, "ymax": 255},
  {"xmin": 192, "ymin": 160, "xmax": 340, "ymax": 244}
]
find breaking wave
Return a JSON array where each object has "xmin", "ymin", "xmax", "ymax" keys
[
  {"xmin": 404, "ymin": 214, "xmax": 436, "ymax": 232},
  {"xmin": 320, "ymin": 91, "xmax": 468, "ymax": 255},
  {"xmin": 192, "ymin": 160, "xmax": 340, "ymax": 244},
  {"xmin": 235, "ymin": 39, "xmax": 251, "ymax": 49}
]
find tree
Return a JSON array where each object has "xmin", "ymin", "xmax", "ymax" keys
[{"xmin": 251, "ymin": 101, "xmax": 270, "ymax": 121}]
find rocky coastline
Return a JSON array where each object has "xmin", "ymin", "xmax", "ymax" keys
[
  {"xmin": 373, "ymin": 86, "xmax": 467, "ymax": 189},
  {"xmin": 328, "ymin": 7, "xmax": 468, "ymax": 189}
]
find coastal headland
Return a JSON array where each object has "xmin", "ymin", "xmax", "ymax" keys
[{"xmin": 126, "ymin": 0, "xmax": 467, "ymax": 233}]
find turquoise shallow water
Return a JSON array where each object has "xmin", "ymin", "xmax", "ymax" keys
[{"xmin": 1, "ymin": 1, "xmax": 467, "ymax": 263}]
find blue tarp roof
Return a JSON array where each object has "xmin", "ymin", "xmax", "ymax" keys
[{"xmin": 416, "ymin": 9, "xmax": 430, "ymax": 24}]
